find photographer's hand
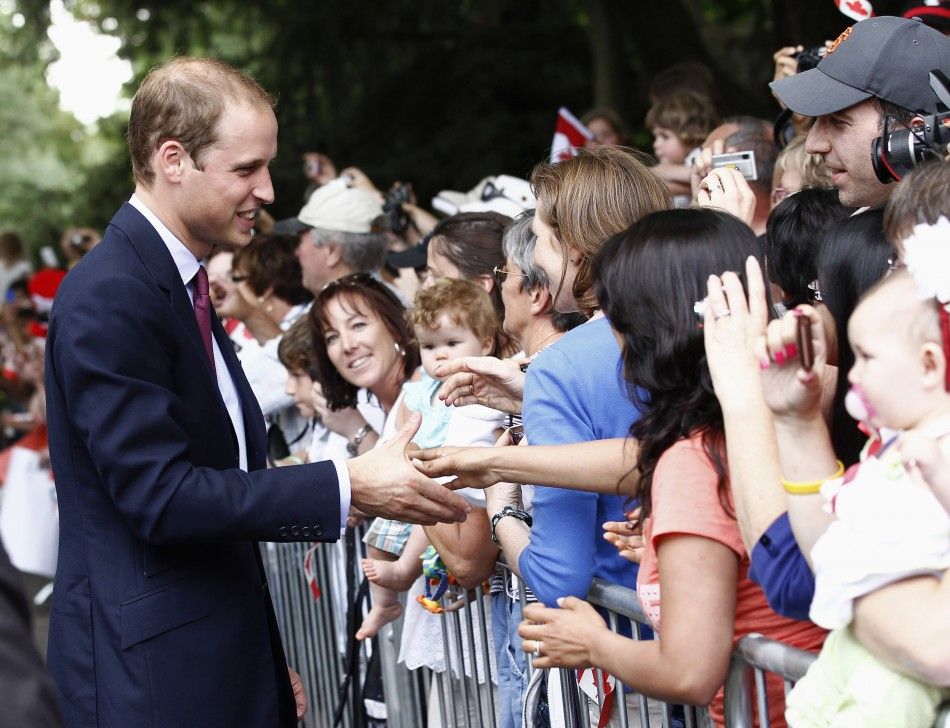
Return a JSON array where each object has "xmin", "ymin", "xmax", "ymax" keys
[
  {"xmin": 697, "ymin": 168, "xmax": 756, "ymax": 228},
  {"xmin": 690, "ymin": 139, "xmax": 724, "ymax": 202}
]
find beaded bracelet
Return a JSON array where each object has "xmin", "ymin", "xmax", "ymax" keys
[{"xmin": 781, "ymin": 460, "xmax": 845, "ymax": 495}]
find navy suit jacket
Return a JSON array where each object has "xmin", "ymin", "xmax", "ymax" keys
[{"xmin": 45, "ymin": 203, "xmax": 341, "ymax": 727}]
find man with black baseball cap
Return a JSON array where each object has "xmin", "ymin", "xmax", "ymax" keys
[{"xmin": 771, "ymin": 16, "xmax": 949, "ymax": 209}]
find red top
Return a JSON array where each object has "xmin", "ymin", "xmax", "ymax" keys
[{"xmin": 637, "ymin": 436, "xmax": 827, "ymax": 727}]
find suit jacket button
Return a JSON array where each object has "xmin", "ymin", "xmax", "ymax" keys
[
  {"xmin": 313, "ymin": 525, "xmax": 323, "ymax": 537},
  {"xmin": 277, "ymin": 526, "xmax": 289, "ymax": 538},
  {"xmin": 290, "ymin": 526, "xmax": 301, "ymax": 538},
  {"xmin": 301, "ymin": 526, "xmax": 312, "ymax": 538}
]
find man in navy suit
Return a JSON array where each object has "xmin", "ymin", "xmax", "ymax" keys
[{"xmin": 44, "ymin": 57, "xmax": 471, "ymax": 728}]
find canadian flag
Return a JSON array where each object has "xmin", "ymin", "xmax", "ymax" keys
[
  {"xmin": 550, "ymin": 107, "xmax": 593, "ymax": 164},
  {"xmin": 577, "ymin": 667, "xmax": 615, "ymax": 728},
  {"xmin": 835, "ymin": 0, "xmax": 874, "ymax": 21}
]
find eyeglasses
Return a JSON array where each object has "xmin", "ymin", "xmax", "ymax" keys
[{"xmin": 493, "ymin": 265, "xmax": 528, "ymax": 282}]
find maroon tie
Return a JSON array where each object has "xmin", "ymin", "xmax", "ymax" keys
[{"xmin": 192, "ymin": 265, "xmax": 215, "ymax": 373}]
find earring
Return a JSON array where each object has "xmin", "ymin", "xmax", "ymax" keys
[{"xmin": 394, "ymin": 342, "xmax": 406, "ymax": 357}]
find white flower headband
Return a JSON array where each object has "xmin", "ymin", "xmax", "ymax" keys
[{"xmin": 902, "ymin": 216, "xmax": 950, "ymax": 391}]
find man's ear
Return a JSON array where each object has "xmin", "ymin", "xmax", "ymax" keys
[
  {"xmin": 921, "ymin": 341, "xmax": 947, "ymax": 392},
  {"xmin": 156, "ymin": 141, "xmax": 188, "ymax": 183},
  {"xmin": 324, "ymin": 240, "xmax": 344, "ymax": 268}
]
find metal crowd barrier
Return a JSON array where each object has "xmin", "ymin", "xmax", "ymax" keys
[
  {"xmin": 263, "ymin": 538, "xmax": 950, "ymax": 728},
  {"xmin": 723, "ymin": 633, "xmax": 814, "ymax": 728},
  {"xmin": 263, "ymin": 529, "xmax": 368, "ymax": 728}
]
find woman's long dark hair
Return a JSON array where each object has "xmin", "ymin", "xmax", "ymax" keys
[
  {"xmin": 593, "ymin": 209, "xmax": 766, "ymax": 521},
  {"xmin": 817, "ymin": 209, "xmax": 890, "ymax": 466}
]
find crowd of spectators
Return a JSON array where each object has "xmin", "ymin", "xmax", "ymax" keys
[{"xmin": 0, "ymin": 7, "xmax": 948, "ymax": 728}]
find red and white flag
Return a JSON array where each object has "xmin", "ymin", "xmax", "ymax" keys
[
  {"xmin": 577, "ymin": 667, "xmax": 616, "ymax": 728},
  {"xmin": 835, "ymin": 0, "xmax": 874, "ymax": 21},
  {"xmin": 303, "ymin": 543, "xmax": 322, "ymax": 600},
  {"xmin": 550, "ymin": 107, "xmax": 593, "ymax": 164}
]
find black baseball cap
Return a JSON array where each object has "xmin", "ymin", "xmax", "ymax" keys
[{"xmin": 770, "ymin": 16, "xmax": 950, "ymax": 116}]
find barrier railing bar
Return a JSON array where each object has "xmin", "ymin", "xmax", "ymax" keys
[
  {"xmin": 753, "ymin": 667, "xmax": 769, "ymax": 728},
  {"xmin": 461, "ymin": 589, "xmax": 486, "ymax": 728},
  {"xmin": 438, "ymin": 601, "xmax": 460, "ymax": 728},
  {"xmin": 607, "ymin": 609, "xmax": 632, "ymax": 728},
  {"xmin": 724, "ymin": 652, "xmax": 755, "ymax": 728},
  {"xmin": 518, "ymin": 573, "xmax": 534, "ymax": 682},
  {"xmin": 733, "ymin": 633, "xmax": 815, "ymax": 680},
  {"xmin": 435, "ymin": 669, "xmax": 451, "ymax": 728},
  {"xmin": 474, "ymin": 586, "xmax": 499, "ymax": 728},
  {"xmin": 296, "ymin": 549, "xmax": 324, "ymax": 728},
  {"xmin": 586, "ymin": 579, "xmax": 650, "ymax": 624},
  {"xmin": 312, "ymin": 543, "xmax": 342, "ymax": 728},
  {"xmin": 317, "ymin": 548, "xmax": 342, "ymax": 728}
]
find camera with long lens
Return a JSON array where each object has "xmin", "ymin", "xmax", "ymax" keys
[
  {"xmin": 872, "ymin": 70, "xmax": 950, "ymax": 184},
  {"xmin": 382, "ymin": 182, "xmax": 413, "ymax": 235}
]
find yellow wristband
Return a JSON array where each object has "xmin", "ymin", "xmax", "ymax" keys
[{"xmin": 781, "ymin": 460, "xmax": 845, "ymax": 495}]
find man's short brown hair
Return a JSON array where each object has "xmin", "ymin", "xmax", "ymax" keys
[{"xmin": 128, "ymin": 57, "xmax": 274, "ymax": 187}]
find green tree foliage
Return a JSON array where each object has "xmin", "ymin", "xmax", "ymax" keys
[
  {"xmin": 0, "ymin": 7, "xmax": 115, "ymax": 258},
  {"xmin": 12, "ymin": 0, "xmax": 911, "ymax": 235}
]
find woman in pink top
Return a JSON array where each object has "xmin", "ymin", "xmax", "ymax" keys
[{"xmin": 517, "ymin": 209, "xmax": 826, "ymax": 727}]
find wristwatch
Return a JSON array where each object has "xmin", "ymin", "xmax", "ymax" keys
[
  {"xmin": 490, "ymin": 505, "xmax": 532, "ymax": 546},
  {"xmin": 346, "ymin": 424, "xmax": 373, "ymax": 457}
]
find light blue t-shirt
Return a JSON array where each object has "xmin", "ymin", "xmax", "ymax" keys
[
  {"xmin": 519, "ymin": 316, "xmax": 641, "ymax": 607},
  {"xmin": 401, "ymin": 370, "xmax": 452, "ymax": 450}
]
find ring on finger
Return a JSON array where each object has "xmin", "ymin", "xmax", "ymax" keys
[
  {"xmin": 714, "ymin": 308, "xmax": 731, "ymax": 320},
  {"xmin": 532, "ymin": 640, "xmax": 542, "ymax": 658}
]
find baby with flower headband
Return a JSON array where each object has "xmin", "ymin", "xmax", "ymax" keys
[{"xmin": 785, "ymin": 217, "xmax": 950, "ymax": 727}]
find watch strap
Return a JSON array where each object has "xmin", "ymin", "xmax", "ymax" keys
[{"xmin": 490, "ymin": 505, "xmax": 532, "ymax": 546}]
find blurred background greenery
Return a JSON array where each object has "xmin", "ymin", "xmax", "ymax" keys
[{"xmin": 0, "ymin": 0, "xmax": 909, "ymax": 259}]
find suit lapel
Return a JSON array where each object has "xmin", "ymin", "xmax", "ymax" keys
[{"xmin": 111, "ymin": 203, "xmax": 239, "ymax": 462}]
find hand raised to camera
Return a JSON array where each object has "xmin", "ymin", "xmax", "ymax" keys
[{"xmin": 697, "ymin": 167, "xmax": 756, "ymax": 228}]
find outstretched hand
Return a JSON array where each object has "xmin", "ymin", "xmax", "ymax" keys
[
  {"xmin": 603, "ymin": 509, "xmax": 644, "ymax": 564},
  {"xmin": 436, "ymin": 356, "xmax": 526, "ymax": 415},
  {"xmin": 413, "ymin": 444, "xmax": 507, "ymax": 489},
  {"xmin": 347, "ymin": 412, "xmax": 473, "ymax": 525}
]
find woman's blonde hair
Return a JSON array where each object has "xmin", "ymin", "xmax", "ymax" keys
[
  {"xmin": 772, "ymin": 136, "xmax": 831, "ymax": 191},
  {"xmin": 530, "ymin": 146, "xmax": 672, "ymax": 316}
]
